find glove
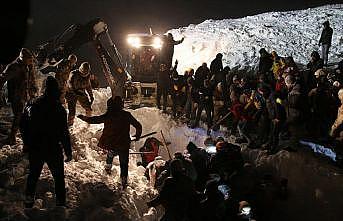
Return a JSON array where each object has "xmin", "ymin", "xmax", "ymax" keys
[{"xmin": 65, "ymin": 154, "xmax": 72, "ymax": 162}]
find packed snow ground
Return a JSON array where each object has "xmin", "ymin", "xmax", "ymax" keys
[
  {"xmin": 169, "ymin": 4, "xmax": 343, "ymax": 73},
  {"xmin": 0, "ymin": 88, "xmax": 223, "ymax": 221}
]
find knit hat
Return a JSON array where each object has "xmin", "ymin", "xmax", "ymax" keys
[
  {"xmin": 79, "ymin": 62, "xmax": 90, "ymax": 76},
  {"xmin": 19, "ymin": 48, "xmax": 33, "ymax": 61}
]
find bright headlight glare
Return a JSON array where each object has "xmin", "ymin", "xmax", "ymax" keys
[
  {"xmin": 127, "ymin": 37, "xmax": 141, "ymax": 48},
  {"xmin": 152, "ymin": 37, "xmax": 162, "ymax": 49}
]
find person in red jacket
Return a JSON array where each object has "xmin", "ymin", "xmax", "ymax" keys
[{"xmin": 78, "ymin": 96, "xmax": 142, "ymax": 188}]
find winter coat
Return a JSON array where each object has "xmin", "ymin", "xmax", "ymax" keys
[
  {"xmin": 55, "ymin": 59, "xmax": 75, "ymax": 87},
  {"xmin": 149, "ymin": 173, "xmax": 199, "ymax": 221},
  {"xmin": 162, "ymin": 36, "xmax": 183, "ymax": 66},
  {"xmin": 258, "ymin": 53, "xmax": 273, "ymax": 74},
  {"xmin": 157, "ymin": 69, "xmax": 171, "ymax": 88},
  {"xmin": 170, "ymin": 75, "xmax": 186, "ymax": 96},
  {"xmin": 210, "ymin": 58, "xmax": 223, "ymax": 76},
  {"xmin": 287, "ymin": 83, "xmax": 304, "ymax": 123},
  {"xmin": 139, "ymin": 137, "xmax": 162, "ymax": 167},
  {"xmin": 0, "ymin": 58, "xmax": 37, "ymax": 102},
  {"xmin": 67, "ymin": 70, "xmax": 93, "ymax": 98},
  {"xmin": 199, "ymin": 86, "xmax": 214, "ymax": 105},
  {"xmin": 266, "ymin": 94, "xmax": 286, "ymax": 122},
  {"xmin": 307, "ymin": 58, "xmax": 324, "ymax": 74},
  {"xmin": 209, "ymin": 145, "xmax": 244, "ymax": 178},
  {"xmin": 83, "ymin": 109, "xmax": 142, "ymax": 150},
  {"xmin": 194, "ymin": 66, "xmax": 210, "ymax": 88},
  {"xmin": 319, "ymin": 26, "xmax": 333, "ymax": 46},
  {"xmin": 19, "ymin": 95, "xmax": 72, "ymax": 156},
  {"xmin": 188, "ymin": 148, "xmax": 209, "ymax": 178}
]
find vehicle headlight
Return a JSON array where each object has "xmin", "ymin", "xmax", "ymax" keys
[
  {"xmin": 127, "ymin": 37, "xmax": 141, "ymax": 48},
  {"xmin": 152, "ymin": 37, "xmax": 162, "ymax": 49}
]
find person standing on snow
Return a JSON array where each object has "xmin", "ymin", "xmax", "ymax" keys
[
  {"xmin": 65, "ymin": 62, "xmax": 94, "ymax": 126},
  {"xmin": 162, "ymin": 33, "xmax": 184, "ymax": 69},
  {"xmin": 0, "ymin": 48, "xmax": 38, "ymax": 145},
  {"xmin": 210, "ymin": 53, "xmax": 224, "ymax": 80},
  {"xmin": 78, "ymin": 96, "xmax": 142, "ymax": 188},
  {"xmin": 156, "ymin": 63, "xmax": 170, "ymax": 111},
  {"xmin": 20, "ymin": 76, "xmax": 72, "ymax": 208},
  {"xmin": 319, "ymin": 20, "xmax": 333, "ymax": 66},
  {"xmin": 55, "ymin": 54, "xmax": 77, "ymax": 104}
]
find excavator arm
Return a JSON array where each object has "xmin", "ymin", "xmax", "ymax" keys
[{"xmin": 37, "ymin": 18, "xmax": 129, "ymax": 97}]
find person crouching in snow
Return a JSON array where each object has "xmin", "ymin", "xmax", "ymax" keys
[
  {"xmin": 66, "ymin": 62, "xmax": 94, "ymax": 126},
  {"xmin": 78, "ymin": 96, "xmax": 142, "ymax": 188}
]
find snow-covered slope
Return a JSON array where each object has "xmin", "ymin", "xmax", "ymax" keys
[{"xmin": 168, "ymin": 4, "xmax": 343, "ymax": 73}]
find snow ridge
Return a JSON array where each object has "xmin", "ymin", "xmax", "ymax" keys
[{"xmin": 169, "ymin": 4, "xmax": 343, "ymax": 73}]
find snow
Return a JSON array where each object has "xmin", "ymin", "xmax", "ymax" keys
[{"xmin": 168, "ymin": 4, "xmax": 343, "ymax": 73}]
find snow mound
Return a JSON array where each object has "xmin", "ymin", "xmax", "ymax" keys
[{"xmin": 168, "ymin": 4, "xmax": 343, "ymax": 72}]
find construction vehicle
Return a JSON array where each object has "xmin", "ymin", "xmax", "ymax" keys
[
  {"xmin": 36, "ymin": 18, "xmax": 162, "ymax": 103},
  {"xmin": 124, "ymin": 31, "xmax": 165, "ymax": 106}
]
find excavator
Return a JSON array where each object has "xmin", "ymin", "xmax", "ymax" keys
[{"xmin": 36, "ymin": 18, "xmax": 162, "ymax": 103}]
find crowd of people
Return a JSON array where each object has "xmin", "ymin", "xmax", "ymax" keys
[
  {"xmin": 0, "ymin": 19, "xmax": 341, "ymax": 220},
  {"xmin": 156, "ymin": 20, "xmax": 342, "ymax": 155}
]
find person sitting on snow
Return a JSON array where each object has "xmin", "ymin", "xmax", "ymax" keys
[
  {"xmin": 78, "ymin": 96, "xmax": 142, "ymax": 189},
  {"xmin": 139, "ymin": 137, "xmax": 163, "ymax": 167}
]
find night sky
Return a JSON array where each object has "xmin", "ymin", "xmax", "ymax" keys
[
  {"xmin": 17, "ymin": 0, "xmax": 340, "ymax": 83},
  {"xmin": 25, "ymin": 0, "xmax": 340, "ymax": 49}
]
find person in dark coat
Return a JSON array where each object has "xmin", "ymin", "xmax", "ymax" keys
[
  {"xmin": 156, "ymin": 63, "xmax": 170, "ymax": 111},
  {"xmin": 194, "ymin": 63, "xmax": 211, "ymax": 89},
  {"xmin": 193, "ymin": 79, "xmax": 214, "ymax": 130},
  {"xmin": 305, "ymin": 51, "xmax": 323, "ymax": 91},
  {"xmin": 319, "ymin": 21, "xmax": 333, "ymax": 66},
  {"xmin": 0, "ymin": 48, "xmax": 38, "ymax": 145},
  {"xmin": 184, "ymin": 73, "xmax": 196, "ymax": 122},
  {"xmin": 263, "ymin": 87, "xmax": 286, "ymax": 154},
  {"xmin": 285, "ymin": 75, "xmax": 305, "ymax": 150},
  {"xmin": 209, "ymin": 141, "xmax": 243, "ymax": 182},
  {"xmin": 308, "ymin": 78, "xmax": 333, "ymax": 138},
  {"xmin": 78, "ymin": 96, "xmax": 142, "ymax": 188},
  {"xmin": 186, "ymin": 142, "xmax": 209, "ymax": 191},
  {"xmin": 147, "ymin": 159, "xmax": 200, "ymax": 221},
  {"xmin": 170, "ymin": 61, "xmax": 186, "ymax": 117},
  {"xmin": 162, "ymin": 33, "xmax": 184, "ymax": 69},
  {"xmin": 258, "ymin": 48, "xmax": 273, "ymax": 76},
  {"xmin": 210, "ymin": 53, "xmax": 224, "ymax": 79},
  {"xmin": 20, "ymin": 76, "xmax": 72, "ymax": 208}
]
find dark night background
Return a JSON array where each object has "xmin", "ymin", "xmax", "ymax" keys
[
  {"xmin": 1, "ymin": 0, "xmax": 341, "ymax": 81},
  {"xmin": 25, "ymin": 0, "xmax": 341, "ymax": 50}
]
